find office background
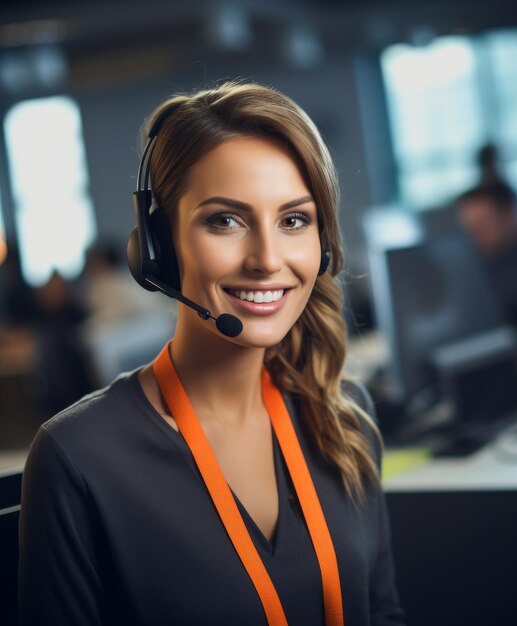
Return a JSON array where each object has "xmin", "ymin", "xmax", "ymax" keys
[{"xmin": 1, "ymin": 1, "xmax": 517, "ymax": 625}]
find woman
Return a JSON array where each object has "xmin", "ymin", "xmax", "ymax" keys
[{"xmin": 18, "ymin": 81, "xmax": 406, "ymax": 625}]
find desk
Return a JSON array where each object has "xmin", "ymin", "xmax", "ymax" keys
[
  {"xmin": 383, "ymin": 418, "xmax": 517, "ymax": 491},
  {"xmin": 382, "ymin": 421, "xmax": 517, "ymax": 626},
  {"xmin": 0, "ymin": 468, "xmax": 23, "ymax": 626},
  {"xmin": 0, "ymin": 450, "xmax": 27, "ymax": 476}
]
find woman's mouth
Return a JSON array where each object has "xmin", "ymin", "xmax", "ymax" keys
[
  {"xmin": 222, "ymin": 287, "xmax": 292, "ymax": 315},
  {"xmin": 226, "ymin": 288, "xmax": 285, "ymax": 303}
]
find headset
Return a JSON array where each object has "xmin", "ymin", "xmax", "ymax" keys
[{"xmin": 127, "ymin": 103, "xmax": 331, "ymax": 338}]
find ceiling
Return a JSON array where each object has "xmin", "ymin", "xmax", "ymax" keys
[{"xmin": 0, "ymin": 0, "xmax": 516, "ymax": 93}]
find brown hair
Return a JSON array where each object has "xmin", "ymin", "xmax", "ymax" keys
[{"xmin": 142, "ymin": 80, "xmax": 383, "ymax": 504}]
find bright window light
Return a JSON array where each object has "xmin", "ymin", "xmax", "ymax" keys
[
  {"xmin": 380, "ymin": 29, "xmax": 517, "ymax": 209},
  {"xmin": 488, "ymin": 29, "xmax": 517, "ymax": 150},
  {"xmin": 381, "ymin": 36, "xmax": 482, "ymax": 208},
  {"xmin": 382, "ymin": 37, "xmax": 482, "ymax": 164},
  {"xmin": 383, "ymin": 38, "xmax": 475, "ymax": 94},
  {"xmin": 4, "ymin": 95, "xmax": 96, "ymax": 286}
]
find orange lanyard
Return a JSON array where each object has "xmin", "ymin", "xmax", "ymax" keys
[{"xmin": 153, "ymin": 341, "xmax": 344, "ymax": 626}]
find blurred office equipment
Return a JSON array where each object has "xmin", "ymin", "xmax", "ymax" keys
[
  {"xmin": 0, "ymin": 468, "xmax": 22, "ymax": 626},
  {"xmin": 363, "ymin": 207, "xmax": 517, "ymax": 453},
  {"xmin": 383, "ymin": 421, "xmax": 517, "ymax": 626},
  {"xmin": 79, "ymin": 242, "xmax": 176, "ymax": 387}
]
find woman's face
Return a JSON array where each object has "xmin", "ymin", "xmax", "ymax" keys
[{"xmin": 172, "ymin": 135, "xmax": 322, "ymax": 349}]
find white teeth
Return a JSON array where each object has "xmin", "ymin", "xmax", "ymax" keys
[{"xmin": 229, "ymin": 289, "xmax": 285, "ymax": 303}]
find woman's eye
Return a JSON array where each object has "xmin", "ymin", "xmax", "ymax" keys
[
  {"xmin": 206, "ymin": 213, "xmax": 241, "ymax": 231},
  {"xmin": 282, "ymin": 212, "xmax": 312, "ymax": 230}
]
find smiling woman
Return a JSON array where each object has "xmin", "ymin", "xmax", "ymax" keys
[
  {"xmin": 169, "ymin": 135, "xmax": 321, "ymax": 348},
  {"xmin": 18, "ymin": 81, "xmax": 406, "ymax": 626}
]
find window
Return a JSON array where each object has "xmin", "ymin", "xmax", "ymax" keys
[
  {"xmin": 488, "ymin": 30, "xmax": 517, "ymax": 181},
  {"xmin": 381, "ymin": 29, "xmax": 517, "ymax": 209},
  {"xmin": 4, "ymin": 95, "xmax": 96, "ymax": 286}
]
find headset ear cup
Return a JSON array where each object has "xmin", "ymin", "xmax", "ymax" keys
[
  {"xmin": 318, "ymin": 246, "xmax": 330, "ymax": 276},
  {"xmin": 127, "ymin": 226, "xmax": 158, "ymax": 291},
  {"xmin": 126, "ymin": 207, "xmax": 181, "ymax": 292},
  {"xmin": 149, "ymin": 207, "xmax": 181, "ymax": 291}
]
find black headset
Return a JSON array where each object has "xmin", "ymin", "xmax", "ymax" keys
[
  {"xmin": 127, "ymin": 105, "xmax": 183, "ymax": 294},
  {"xmin": 126, "ymin": 103, "xmax": 331, "ymax": 337}
]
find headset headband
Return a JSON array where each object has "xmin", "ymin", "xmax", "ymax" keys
[{"xmin": 133, "ymin": 104, "xmax": 181, "ymax": 278}]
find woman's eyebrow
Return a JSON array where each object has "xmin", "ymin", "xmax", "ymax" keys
[{"xmin": 195, "ymin": 195, "xmax": 315, "ymax": 212}]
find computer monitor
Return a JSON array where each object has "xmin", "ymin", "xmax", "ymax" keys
[{"xmin": 365, "ymin": 210, "xmax": 505, "ymax": 414}]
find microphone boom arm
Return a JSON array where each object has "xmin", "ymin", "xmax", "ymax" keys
[
  {"xmin": 144, "ymin": 274, "xmax": 243, "ymax": 338},
  {"xmin": 144, "ymin": 275, "xmax": 212, "ymax": 320}
]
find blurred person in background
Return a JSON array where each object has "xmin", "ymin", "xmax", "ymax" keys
[
  {"xmin": 78, "ymin": 241, "xmax": 176, "ymax": 386},
  {"xmin": 457, "ymin": 181, "xmax": 517, "ymax": 328},
  {"xmin": 0, "ymin": 243, "xmax": 39, "ymax": 328},
  {"xmin": 32, "ymin": 270, "xmax": 96, "ymax": 415},
  {"xmin": 0, "ymin": 246, "xmax": 94, "ymax": 419},
  {"xmin": 80, "ymin": 241, "xmax": 172, "ymax": 338},
  {"xmin": 477, "ymin": 143, "xmax": 507, "ymax": 187},
  {"xmin": 0, "ymin": 243, "xmax": 42, "ymax": 437}
]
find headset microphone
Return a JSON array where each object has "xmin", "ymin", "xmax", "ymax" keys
[
  {"xmin": 143, "ymin": 274, "xmax": 243, "ymax": 338},
  {"xmin": 215, "ymin": 314, "xmax": 244, "ymax": 338}
]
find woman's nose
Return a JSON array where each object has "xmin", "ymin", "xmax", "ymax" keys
[{"xmin": 243, "ymin": 227, "xmax": 283, "ymax": 275}]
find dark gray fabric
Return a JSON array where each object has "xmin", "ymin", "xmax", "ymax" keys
[{"xmin": 18, "ymin": 369, "xmax": 405, "ymax": 625}]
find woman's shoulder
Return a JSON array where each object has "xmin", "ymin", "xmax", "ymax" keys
[
  {"xmin": 37, "ymin": 370, "xmax": 143, "ymax": 457},
  {"xmin": 340, "ymin": 377, "xmax": 383, "ymax": 469}
]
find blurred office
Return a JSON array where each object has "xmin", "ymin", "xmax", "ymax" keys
[{"xmin": 1, "ymin": 1, "xmax": 517, "ymax": 625}]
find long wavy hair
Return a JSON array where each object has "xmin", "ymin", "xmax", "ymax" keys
[{"xmin": 141, "ymin": 80, "xmax": 382, "ymax": 505}]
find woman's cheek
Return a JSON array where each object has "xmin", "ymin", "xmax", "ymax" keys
[
  {"xmin": 188, "ymin": 235, "xmax": 239, "ymax": 283},
  {"xmin": 289, "ymin": 237, "xmax": 321, "ymax": 278}
]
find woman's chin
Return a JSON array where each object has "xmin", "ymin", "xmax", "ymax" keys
[
  {"xmin": 185, "ymin": 309, "xmax": 292, "ymax": 349},
  {"xmin": 223, "ymin": 329, "xmax": 288, "ymax": 350}
]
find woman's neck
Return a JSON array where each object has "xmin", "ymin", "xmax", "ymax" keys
[{"xmin": 167, "ymin": 328, "xmax": 267, "ymax": 429}]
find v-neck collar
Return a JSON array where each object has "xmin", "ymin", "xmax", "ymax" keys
[
  {"xmin": 229, "ymin": 427, "xmax": 286, "ymax": 557},
  {"xmin": 131, "ymin": 368, "xmax": 290, "ymax": 558}
]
